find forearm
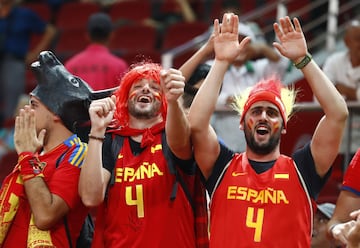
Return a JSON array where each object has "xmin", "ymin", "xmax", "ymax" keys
[
  {"xmin": 189, "ymin": 59, "xmax": 228, "ymax": 130},
  {"xmin": 301, "ymin": 60, "xmax": 348, "ymax": 121},
  {"xmin": 179, "ymin": 44, "xmax": 212, "ymax": 81},
  {"xmin": 79, "ymin": 138, "xmax": 108, "ymax": 207},
  {"xmin": 166, "ymin": 99, "xmax": 192, "ymax": 159},
  {"xmin": 347, "ymin": 242, "xmax": 360, "ymax": 248},
  {"xmin": 24, "ymin": 177, "xmax": 67, "ymax": 229},
  {"xmin": 301, "ymin": 60, "xmax": 347, "ymax": 173}
]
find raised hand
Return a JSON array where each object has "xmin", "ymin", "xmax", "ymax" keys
[
  {"xmin": 160, "ymin": 68, "xmax": 186, "ymax": 104},
  {"xmin": 213, "ymin": 13, "xmax": 251, "ymax": 63},
  {"xmin": 88, "ymin": 95, "xmax": 116, "ymax": 134},
  {"xmin": 331, "ymin": 211, "xmax": 360, "ymax": 247},
  {"xmin": 14, "ymin": 105, "xmax": 45, "ymax": 154},
  {"xmin": 347, "ymin": 210, "xmax": 360, "ymax": 247},
  {"xmin": 273, "ymin": 16, "xmax": 308, "ymax": 62}
]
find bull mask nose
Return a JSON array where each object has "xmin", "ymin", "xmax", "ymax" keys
[{"xmin": 38, "ymin": 51, "xmax": 61, "ymax": 68}]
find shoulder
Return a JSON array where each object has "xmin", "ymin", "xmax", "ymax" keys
[
  {"xmin": 64, "ymin": 135, "xmax": 88, "ymax": 168},
  {"xmin": 346, "ymin": 148, "xmax": 360, "ymax": 174},
  {"xmin": 292, "ymin": 142, "xmax": 313, "ymax": 166},
  {"xmin": 107, "ymin": 53, "xmax": 128, "ymax": 67},
  {"xmin": 66, "ymin": 49, "xmax": 92, "ymax": 64},
  {"xmin": 342, "ymin": 154, "xmax": 360, "ymax": 194}
]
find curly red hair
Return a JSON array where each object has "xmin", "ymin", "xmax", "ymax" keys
[{"xmin": 112, "ymin": 62, "xmax": 167, "ymax": 127}]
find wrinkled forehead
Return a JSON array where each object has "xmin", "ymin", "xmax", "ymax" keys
[
  {"xmin": 249, "ymin": 100, "xmax": 280, "ymax": 112},
  {"xmin": 130, "ymin": 78, "xmax": 160, "ymax": 88}
]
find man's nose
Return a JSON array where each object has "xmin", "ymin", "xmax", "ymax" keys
[
  {"xmin": 141, "ymin": 84, "xmax": 151, "ymax": 92},
  {"xmin": 260, "ymin": 110, "xmax": 268, "ymax": 119}
]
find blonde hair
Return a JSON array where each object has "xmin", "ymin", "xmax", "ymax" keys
[{"xmin": 232, "ymin": 78, "xmax": 297, "ymax": 124}]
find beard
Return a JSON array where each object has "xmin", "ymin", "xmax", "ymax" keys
[
  {"xmin": 244, "ymin": 125, "xmax": 282, "ymax": 155},
  {"xmin": 128, "ymin": 100, "xmax": 161, "ymax": 119}
]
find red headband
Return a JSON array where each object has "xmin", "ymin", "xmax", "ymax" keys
[{"xmin": 240, "ymin": 79, "xmax": 287, "ymax": 129}]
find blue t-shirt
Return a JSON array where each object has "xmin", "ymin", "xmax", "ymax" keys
[{"xmin": 0, "ymin": 6, "xmax": 47, "ymax": 58}]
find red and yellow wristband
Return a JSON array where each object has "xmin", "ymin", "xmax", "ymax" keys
[{"xmin": 18, "ymin": 152, "xmax": 44, "ymax": 182}]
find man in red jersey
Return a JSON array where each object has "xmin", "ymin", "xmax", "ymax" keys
[
  {"xmin": 328, "ymin": 148, "xmax": 360, "ymax": 247},
  {"xmin": 188, "ymin": 13, "xmax": 348, "ymax": 247},
  {"xmin": 79, "ymin": 62, "xmax": 208, "ymax": 247},
  {"xmin": 0, "ymin": 51, "xmax": 93, "ymax": 247}
]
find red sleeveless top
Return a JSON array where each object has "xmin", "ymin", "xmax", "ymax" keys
[
  {"xmin": 210, "ymin": 153, "xmax": 314, "ymax": 247},
  {"xmin": 92, "ymin": 134, "xmax": 196, "ymax": 248}
]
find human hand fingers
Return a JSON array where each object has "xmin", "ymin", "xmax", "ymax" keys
[
  {"xmin": 14, "ymin": 106, "xmax": 42, "ymax": 153},
  {"xmin": 90, "ymin": 97, "xmax": 115, "ymax": 117},
  {"xmin": 332, "ymin": 221, "xmax": 354, "ymax": 245},
  {"xmin": 350, "ymin": 209, "xmax": 360, "ymax": 220},
  {"xmin": 160, "ymin": 69, "xmax": 185, "ymax": 102}
]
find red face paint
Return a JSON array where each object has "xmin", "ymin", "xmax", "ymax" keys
[
  {"xmin": 273, "ymin": 119, "xmax": 281, "ymax": 133},
  {"xmin": 247, "ymin": 117, "xmax": 254, "ymax": 130},
  {"xmin": 128, "ymin": 91, "xmax": 137, "ymax": 100},
  {"xmin": 153, "ymin": 92, "xmax": 162, "ymax": 101}
]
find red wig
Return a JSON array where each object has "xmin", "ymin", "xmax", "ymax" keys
[{"xmin": 112, "ymin": 62, "xmax": 167, "ymax": 127}]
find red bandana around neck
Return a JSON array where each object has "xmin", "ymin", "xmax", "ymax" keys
[{"xmin": 108, "ymin": 121, "xmax": 165, "ymax": 148}]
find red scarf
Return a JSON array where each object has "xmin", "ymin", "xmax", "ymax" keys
[{"xmin": 108, "ymin": 121, "xmax": 165, "ymax": 148}]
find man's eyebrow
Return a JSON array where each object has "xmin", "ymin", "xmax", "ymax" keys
[{"xmin": 250, "ymin": 105, "xmax": 280, "ymax": 112}]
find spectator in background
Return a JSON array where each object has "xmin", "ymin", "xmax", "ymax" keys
[
  {"xmin": 312, "ymin": 203, "xmax": 338, "ymax": 248},
  {"xmin": 0, "ymin": 0, "xmax": 56, "ymax": 125},
  {"xmin": 215, "ymin": 0, "xmax": 266, "ymax": 43},
  {"xmin": 323, "ymin": 20, "xmax": 360, "ymax": 98},
  {"xmin": 181, "ymin": 63, "xmax": 211, "ymax": 111},
  {"xmin": 149, "ymin": 0, "xmax": 196, "ymax": 27},
  {"xmin": 322, "ymin": 18, "xmax": 360, "ymax": 155},
  {"xmin": 65, "ymin": 12, "xmax": 128, "ymax": 91},
  {"xmin": 147, "ymin": 0, "xmax": 197, "ymax": 49}
]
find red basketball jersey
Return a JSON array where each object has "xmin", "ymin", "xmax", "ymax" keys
[
  {"xmin": 209, "ymin": 153, "xmax": 314, "ymax": 247},
  {"xmin": 92, "ymin": 134, "xmax": 196, "ymax": 248},
  {"xmin": 343, "ymin": 148, "xmax": 360, "ymax": 192}
]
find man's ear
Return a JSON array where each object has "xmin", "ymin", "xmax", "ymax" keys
[
  {"xmin": 239, "ymin": 121, "xmax": 244, "ymax": 130},
  {"xmin": 53, "ymin": 114, "xmax": 62, "ymax": 122}
]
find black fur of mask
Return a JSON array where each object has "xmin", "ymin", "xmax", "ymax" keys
[{"xmin": 30, "ymin": 51, "xmax": 116, "ymax": 138}]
